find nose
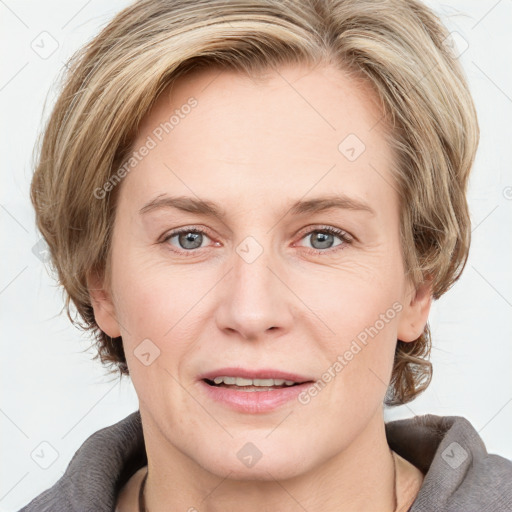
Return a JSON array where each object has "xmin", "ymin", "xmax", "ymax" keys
[{"xmin": 214, "ymin": 237, "xmax": 294, "ymax": 342}]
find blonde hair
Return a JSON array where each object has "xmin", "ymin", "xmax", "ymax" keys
[{"xmin": 31, "ymin": 0, "xmax": 479, "ymax": 405}]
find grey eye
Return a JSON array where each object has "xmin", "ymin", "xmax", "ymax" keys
[
  {"xmin": 177, "ymin": 231, "xmax": 204, "ymax": 250},
  {"xmin": 308, "ymin": 231, "xmax": 337, "ymax": 250}
]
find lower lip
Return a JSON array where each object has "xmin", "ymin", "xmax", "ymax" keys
[{"xmin": 199, "ymin": 380, "xmax": 312, "ymax": 413}]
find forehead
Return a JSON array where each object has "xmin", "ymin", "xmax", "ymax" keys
[{"xmin": 125, "ymin": 63, "xmax": 397, "ymax": 216}]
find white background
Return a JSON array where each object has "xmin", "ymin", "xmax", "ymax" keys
[{"xmin": 1, "ymin": 1, "xmax": 511, "ymax": 510}]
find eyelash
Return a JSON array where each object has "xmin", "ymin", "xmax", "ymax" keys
[{"xmin": 160, "ymin": 225, "xmax": 353, "ymax": 257}]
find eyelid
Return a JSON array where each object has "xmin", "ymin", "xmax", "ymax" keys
[
  {"xmin": 160, "ymin": 225, "xmax": 213, "ymax": 242},
  {"xmin": 294, "ymin": 224, "xmax": 354, "ymax": 242},
  {"xmin": 292, "ymin": 225, "xmax": 354, "ymax": 254},
  {"xmin": 160, "ymin": 224, "xmax": 354, "ymax": 255}
]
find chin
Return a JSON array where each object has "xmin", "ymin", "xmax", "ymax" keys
[{"xmin": 197, "ymin": 443, "xmax": 312, "ymax": 482}]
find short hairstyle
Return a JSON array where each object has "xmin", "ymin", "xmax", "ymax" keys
[{"xmin": 31, "ymin": 0, "xmax": 479, "ymax": 406}]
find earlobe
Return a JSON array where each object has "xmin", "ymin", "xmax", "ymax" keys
[
  {"xmin": 86, "ymin": 270, "xmax": 121, "ymax": 338},
  {"xmin": 397, "ymin": 276, "xmax": 433, "ymax": 342}
]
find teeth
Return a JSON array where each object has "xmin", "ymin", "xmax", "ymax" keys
[{"xmin": 211, "ymin": 376, "xmax": 297, "ymax": 386}]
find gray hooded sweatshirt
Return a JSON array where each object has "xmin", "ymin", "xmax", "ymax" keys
[{"xmin": 18, "ymin": 410, "xmax": 512, "ymax": 511}]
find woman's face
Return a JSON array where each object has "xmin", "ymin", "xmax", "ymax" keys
[{"xmin": 90, "ymin": 63, "xmax": 431, "ymax": 481}]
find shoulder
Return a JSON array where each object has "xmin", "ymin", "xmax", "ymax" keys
[
  {"xmin": 18, "ymin": 410, "xmax": 146, "ymax": 512},
  {"xmin": 115, "ymin": 466, "xmax": 147, "ymax": 512},
  {"xmin": 387, "ymin": 414, "xmax": 512, "ymax": 511}
]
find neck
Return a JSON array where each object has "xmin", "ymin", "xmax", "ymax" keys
[{"xmin": 139, "ymin": 407, "xmax": 397, "ymax": 512}]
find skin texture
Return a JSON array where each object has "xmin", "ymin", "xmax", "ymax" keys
[{"xmin": 89, "ymin": 62, "xmax": 432, "ymax": 511}]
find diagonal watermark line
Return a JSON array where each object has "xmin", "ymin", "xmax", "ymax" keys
[
  {"xmin": 0, "ymin": 204, "xmax": 29, "ymax": 233},
  {"xmin": 471, "ymin": 0, "xmax": 504, "ymax": 30},
  {"xmin": 87, "ymin": 275, "xmax": 132, "ymax": 336},
  {"xmin": 404, "ymin": 61, "xmax": 440, "ymax": 97},
  {"xmin": 60, "ymin": 56, "xmax": 114, "ymax": 115},
  {"xmin": 0, "ymin": 471, "xmax": 29, "ymax": 502},
  {"xmin": 0, "ymin": 408, "xmax": 29, "ymax": 439},
  {"xmin": 267, "ymin": 163, "xmax": 337, "ymax": 234},
  {"xmin": 103, "ymin": 308, "xmax": 131, "ymax": 337},
  {"xmin": 0, "ymin": 266, "xmax": 28, "ymax": 296},
  {"xmin": 368, "ymin": 162, "xmax": 401, "ymax": 196},
  {"xmin": 369, "ymin": 61, "xmax": 440, "ymax": 133},
  {"xmin": 471, "ymin": 265, "xmax": 512, "ymax": 308},
  {"xmin": 61, "ymin": 0, "xmax": 93, "ymax": 29},
  {"xmin": 478, "ymin": 396, "xmax": 512, "ymax": 434},
  {"xmin": 472, "ymin": 61, "xmax": 512, "ymax": 105},
  {"xmin": 163, "ymin": 267, "xmax": 233, "ymax": 337},
  {"xmin": 165, "ymin": 161, "xmax": 336, "ymax": 336},
  {"xmin": 264, "ymin": 470, "xmax": 311, "ymax": 512},
  {"xmin": 369, "ymin": 367, "xmax": 418, "ymax": 417},
  {"xmin": 199, "ymin": 69, "xmax": 224, "ymax": 94},
  {"xmin": 0, "ymin": 62, "xmax": 29, "ymax": 92},
  {"xmin": 266, "ymin": 266, "xmax": 336, "ymax": 335},
  {"xmin": 163, "ymin": 163, "xmax": 232, "ymax": 235},
  {"xmin": 274, "ymin": 68, "xmax": 336, "ymax": 131},
  {"xmin": 199, "ymin": 470, "xmax": 234, "ymax": 503},
  {"xmin": 61, "ymin": 381, "xmax": 119, "ymax": 439},
  {"xmin": 0, "ymin": 0, "xmax": 29, "ymax": 28},
  {"xmin": 471, "ymin": 205, "xmax": 499, "ymax": 233},
  {"xmin": 265, "ymin": 411, "xmax": 293, "ymax": 438},
  {"xmin": 162, "ymin": 367, "xmax": 234, "ymax": 438}
]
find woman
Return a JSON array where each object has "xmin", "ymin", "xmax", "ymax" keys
[{"xmin": 19, "ymin": 0, "xmax": 512, "ymax": 511}]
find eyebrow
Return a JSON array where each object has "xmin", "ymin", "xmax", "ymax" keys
[{"xmin": 139, "ymin": 193, "xmax": 376, "ymax": 218}]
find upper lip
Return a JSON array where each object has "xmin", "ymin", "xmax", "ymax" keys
[{"xmin": 198, "ymin": 367, "xmax": 315, "ymax": 383}]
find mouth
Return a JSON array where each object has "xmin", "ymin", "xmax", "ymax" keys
[
  {"xmin": 199, "ymin": 367, "xmax": 314, "ymax": 390},
  {"xmin": 197, "ymin": 368, "xmax": 315, "ymax": 412},
  {"xmin": 203, "ymin": 376, "xmax": 306, "ymax": 391}
]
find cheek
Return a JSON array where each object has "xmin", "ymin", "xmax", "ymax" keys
[
  {"xmin": 296, "ymin": 259, "xmax": 403, "ymax": 330},
  {"xmin": 110, "ymin": 251, "xmax": 208, "ymax": 370},
  {"xmin": 310, "ymin": 317, "xmax": 398, "ymax": 424},
  {"xmin": 109, "ymin": 237, "xmax": 178, "ymax": 331},
  {"xmin": 306, "ymin": 270, "xmax": 401, "ymax": 395}
]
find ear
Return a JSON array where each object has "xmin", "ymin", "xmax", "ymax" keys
[
  {"xmin": 86, "ymin": 269, "xmax": 121, "ymax": 338},
  {"xmin": 397, "ymin": 275, "xmax": 433, "ymax": 342}
]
